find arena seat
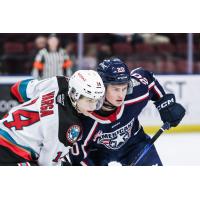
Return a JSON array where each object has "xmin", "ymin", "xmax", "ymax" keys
[
  {"xmin": 112, "ymin": 43, "xmax": 133, "ymax": 55},
  {"xmin": 4, "ymin": 42, "xmax": 24, "ymax": 54}
]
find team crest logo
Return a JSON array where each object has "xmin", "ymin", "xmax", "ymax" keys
[
  {"xmin": 94, "ymin": 117, "xmax": 135, "ymax": 150},
  {"xmin": 66, "ymin": 125, "xmax": 81, "ymax": 143}
]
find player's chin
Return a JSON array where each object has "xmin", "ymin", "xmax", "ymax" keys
[
  {"xmin": 114, "ymin": 101, "xmax": 123, "ymax": 107},
  {"xmin": 81, "ymin": 110, "xmax": 94, "ymax": 117}
]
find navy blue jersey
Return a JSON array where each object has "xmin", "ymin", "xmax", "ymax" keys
[{"xmin": 69, "ymin": 68, "xmax": 166, "ymax": 166}]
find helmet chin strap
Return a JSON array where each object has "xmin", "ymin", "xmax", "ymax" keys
[{"xmin": 102, "ymin": 98, "xmax": 117, "ymax": 111}]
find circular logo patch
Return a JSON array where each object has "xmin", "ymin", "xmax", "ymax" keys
[{"xmin": 66, "ymin": 125, "xmax": 81, "ymax": 143}]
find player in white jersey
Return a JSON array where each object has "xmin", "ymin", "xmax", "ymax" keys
[{"xmin": 0, "ymin": 70, "xmax": 105, "ymax": 166}]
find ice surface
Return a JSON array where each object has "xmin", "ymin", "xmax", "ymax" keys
[{"xmin": 154, "ymin": 133, "xmax": 200, "ymax": 165}]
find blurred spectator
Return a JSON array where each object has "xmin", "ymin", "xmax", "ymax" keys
[
  {"xmin": 65, "ymin": 41, "xmax": 77, "ymax": 73},
  {"xmin": 112, "ymin": 33, "xmax": 144, "ymax": 45},
  {"xmin": 35, "ymin": 35, "xmax": 47, "ymax": 50},
  {"xmin": 30, "ymin": 35, "xmax": 47, "ymax": 59},
  {"xmin": 140, "ymin": 33, "xmax": 170, "ymax": 44},
  {"xmin": 97, "ymin": 43, "xmax": 112, "ymax": 63},
  {"xmin": 76, "ymin": 44, "xmax": 97, "ymax": 70},
  {"xmin": 32, "ymin": 34, "xmax": 72, "ymax": 79},
  {"xmin": 25, "ymin": 35, "xmax": 47, "ymax": 74}
]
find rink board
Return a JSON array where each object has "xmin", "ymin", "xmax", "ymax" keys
[{"xmin": 140, "ymin": 74, "xmax": 200, "ymax": 133}]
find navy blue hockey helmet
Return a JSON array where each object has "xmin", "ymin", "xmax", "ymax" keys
[
  {"xmin": 97, "ymin": 58, "xmax": 133, "ymax": 94},
  {"xmin": 97, "ymin": 58, "xmax": 131, "ymax": 84}
]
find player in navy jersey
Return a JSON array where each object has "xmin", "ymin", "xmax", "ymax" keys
[{"xmin": 66, "ymin": 58, "xmax": 185, "ymax": 166}]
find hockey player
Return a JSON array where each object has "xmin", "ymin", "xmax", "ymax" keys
[
  {"xmin": 67, "ymin": 58, "xmax": 185, "ymax": 166},
  {"xmin": 0, "ymin": 70, "xmax": 105, "ymax": 166}
]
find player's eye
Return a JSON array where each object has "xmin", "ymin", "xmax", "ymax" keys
[
  {"xmin": 123, "ymin": 87, "xmax": 128, "ymax": 92},
  {"xmin": 113, "ymin": 88, "xmax": 120, "ymax": 92},
  {"xmin": 88, "ymin": 99, "xmax": 96, "ymax": 103}
]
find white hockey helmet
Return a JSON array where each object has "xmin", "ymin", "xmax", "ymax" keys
[{"xmin": 68, "ymin": 70, "xmax": 105, "ymax": 110}]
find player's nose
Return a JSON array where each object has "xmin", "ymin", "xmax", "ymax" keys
[{"xmin": 117, "ymin": 92, "xmax": 124, "ymax": 100}]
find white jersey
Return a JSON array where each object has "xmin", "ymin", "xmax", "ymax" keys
[{"xmin": 0, "ymin": 76, "xmax": 83, "ymax": 165}]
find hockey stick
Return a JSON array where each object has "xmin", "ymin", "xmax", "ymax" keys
[{"xmin": 130, "ymin": 122, "xmax": 171, "ymax": 166}]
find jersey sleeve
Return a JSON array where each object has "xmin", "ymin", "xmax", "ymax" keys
[
  {"xmin": 10, "ymin": 77, "xmax": 59, "ymax": 103},
  {"xmin": 33, "ymin": 49, "xmax": 45, "ymax": 71},
  {"xmin": 130, "ymin": 67, "xmax": 166, "ymax": 101},
  {"xmin": 62, "ymin": 51, "xmax": 72, "ymax": 70}
]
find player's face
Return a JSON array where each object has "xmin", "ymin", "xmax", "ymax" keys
[
  {"xmin": 77, "ymin": 97, "xmax": 99, "ymax": 116},
  {"xmin": 48, "ymin": 37, "xmax": 59, "ymax": 51},
  {"xmin": 106, "ymin": 84, "xmax": 128, "ymax": 107}
]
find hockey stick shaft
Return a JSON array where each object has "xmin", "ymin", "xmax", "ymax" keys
[{"xmin": 131, "ymin": 122, "xmax": 170, "ymax": 166}]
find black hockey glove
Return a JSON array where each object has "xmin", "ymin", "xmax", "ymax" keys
[{"xmin": 154, "ymin": 94, "xmax": 185, "ymax": 127}]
